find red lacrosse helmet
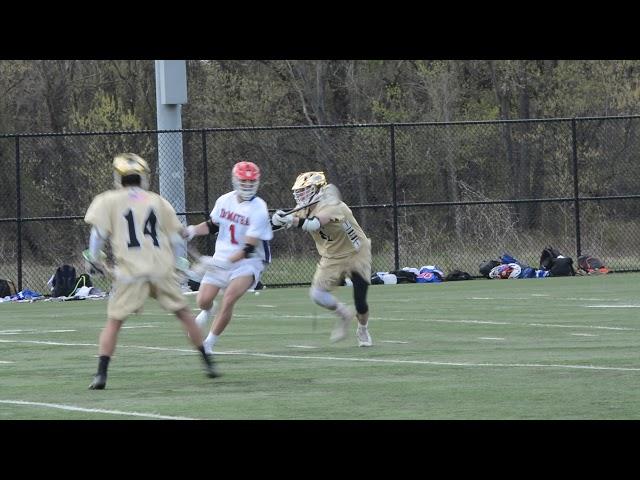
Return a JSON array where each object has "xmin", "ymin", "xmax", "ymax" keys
[{"xmin": 232, "ymin": 161, "xmax": 261, "ymax": 200}]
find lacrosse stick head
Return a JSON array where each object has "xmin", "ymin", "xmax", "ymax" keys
[
  {"xmin": 82, "ymin": 249, "xmax": 111, "ymax": 278},
  {"xmin": 182, "ymin": 247, "xmax": 230, "ymax": 282}
]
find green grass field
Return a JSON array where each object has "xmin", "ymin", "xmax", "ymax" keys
[{"xmin": 2, "ymin": 273, "xmax": 640, "ymax": 420}]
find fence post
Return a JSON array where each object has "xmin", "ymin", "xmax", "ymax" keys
[
  {"xmin": 201, "ymin": 129, "xmax": 215, "ymax": 256},
  {"xmin": 390, "ymin": 125, "xmax": 400, "ymax": 270},
  {"xmin": 15, "ymin": 137, "xmax": 22, "ymax": 291},
  {"xmin": 201, "ymin": 130, "xmax": 209, "ymax": 215},
  {"xmin": 571, "ymin": 118, "xmax": 582, "ymax": 258}
]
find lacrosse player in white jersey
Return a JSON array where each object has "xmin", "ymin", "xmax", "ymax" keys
[
  {"xmin": 184, "ymin": 161, "xmax": 273, "ymax": 356},
  {"xmin": 83, "ymin": 153, "xmax": 218, "ymax": 390},
  {"xmin": 271, "ymin": 171, "xmax": 373, "ymax": 347}
]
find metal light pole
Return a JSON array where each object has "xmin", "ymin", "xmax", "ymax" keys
[{"xmin": 155, "ymin": 60, "xmax": 187, "ymax": 224}]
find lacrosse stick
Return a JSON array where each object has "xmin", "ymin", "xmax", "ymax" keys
[
  {"xmin": 272, "ymin": 183, "xmax": 342, "ymax": 232},
  {"xmin": 82, "ymin": 249, "xmax": 114, "ymax": 278},
  {"xmin": 174, "ymin": 246, "xmax": 210, "ymax": 283},
  {"xmin": 178, "ymin": 245, "xmax": 234, "ymax": 283}
]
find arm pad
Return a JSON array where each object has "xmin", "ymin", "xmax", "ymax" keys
[
  {"xmin": 207, "ymin": 219, "xmax": 219, "ymax": 235},
  {"xmin": 89, "ymin": 227, "xmax": 107, "ymax": 259},
  {"xmin": 242, "ymin": 243, "xmax": 256, "ymax": 258},
  {"xmin": 170, "ymin": 232, "xmax": 187, "ymax": 259}
]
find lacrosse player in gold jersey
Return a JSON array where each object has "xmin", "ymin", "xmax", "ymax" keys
[
  {"xmin": 271, "ymin": 172, "xmax": 373, "ymax": 346},
  {"xmin": 83, "ymin": 153, "xmax": 218, "ymax": 390}
]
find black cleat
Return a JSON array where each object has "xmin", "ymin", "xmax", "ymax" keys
[
  {"xmin": 89, "ymin": 373, "xmax": 107, "ymax": 390},
  {"xmin": 203, "ymin": 354, "xmax": 221, "ymax": 378}
]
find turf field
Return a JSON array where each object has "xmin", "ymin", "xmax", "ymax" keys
[{"xmin": 1, "ymin": 273, "xmax": 640, "ymax": 420}]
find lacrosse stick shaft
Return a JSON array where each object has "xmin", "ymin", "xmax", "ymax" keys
[
  {"xmin": 282, "ymin": 199, "xmax": 320, "ymax": 215},
  {"xmin": 187, "ymin": 245, "xmax": 203, "ymax": 261}
]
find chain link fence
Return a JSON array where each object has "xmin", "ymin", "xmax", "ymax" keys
[{"xmin": 2, "ymin": 115, "xmax": 640, "ymax": 293}]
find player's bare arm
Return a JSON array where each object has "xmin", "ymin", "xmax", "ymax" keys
[
  {"xmin": 227, "ymin": 235, "xmax": 259, "ymax": 263},
  {"xmin": 184, "ymin": 219, "xmax": 219, "ymax": 240}
]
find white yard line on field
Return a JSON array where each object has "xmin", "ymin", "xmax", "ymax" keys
[
  {"xmin": 468, "ymin": 297, "xmax": 531, "ymax": 300},
  {"xmin": 584, "ymin": 305, "xmax": 640, "ymax": 308},
  {"xmin": 526, "ymin": 323, "xmax": 630, "ymax": 331},
  {"xmin": 571, "ymin": 333, "xmax": 598, "ymax": 337},
  {"xmin": 0, "ymin": 400, "xmax": 197, "ymax": 420},
  {"xmin": 2, "ymin": 338, "xmax": 640, "ymax": 373},
  {"xmin": 0, "ymin": 339, "xmax": 97, "ymax": 347},
  {"xmin": 0, "ymin": 329, "xmax": 77, "ymax": 335},
  {"xmin": 568, "ymin": 298, "xmax": 622, "ymax": 301},
  {"xmin": 371, "ymin": 316, "xmax": 635, "ymax": 331},
  {"xmin": 478, "ymin": 337, "xmax": 505, "ymax": 341}
]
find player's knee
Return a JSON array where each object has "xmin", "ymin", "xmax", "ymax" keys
[
  {"xmin": 309, "ymin": 287, "xmax": 337, "ymax": 309},
  {"xmin": 197, "ymin": 298, "xmax": 214, "ymax": 310},
  {"xmin": 351, "ymin": 272, "xmax": 369, "ymax": 314}
]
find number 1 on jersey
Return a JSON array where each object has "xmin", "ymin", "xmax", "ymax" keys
[{"xmin": 229, "ymin": 224, "xmax": 238, "ymax": 244}]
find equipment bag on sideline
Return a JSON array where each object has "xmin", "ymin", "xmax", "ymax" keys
[
  {"xmin": 577, "ymin": 255, "xmax": 610, "ymax": 275},
  {"xmin": 539, "ymin": 246, "xmax": 562, "ymax": 271},
  {"xmin": 549, "ymin": 257, "xmax": 575, "ymax": 276},
  {"xmin": 52, "ymin": 265, "xmax": 77, "ymax": 297},
  {"xmin": 0, "ymin": 279, "xmax": 17, "ymax": 298},
  {"xmin": 539, "ymin": 246, "xmax": 575, "ymax": 276},
  {"xmin": 69, "ymin": 273, "xmax": 92, "ymax": 296},
  {"xmin": 444, "ymin": 270, "xmax": 472, "ymax": 281},
  {"xmin": 479, "ymin": 260, "xmax": 500, "ymax": 278}
]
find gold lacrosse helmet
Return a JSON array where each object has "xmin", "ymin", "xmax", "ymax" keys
[
  {"xmin": 291, "ymin": 171, "xmax": 327, "ymax": 206},
  {"xmin": 113, "ymin": 153, "xmax": 151, "ymax": 190}
]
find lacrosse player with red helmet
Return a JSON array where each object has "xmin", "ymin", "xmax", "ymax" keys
[
  {"xmin": 184, "ymin": 161, "xmax": 273, "ymax": 357},
  {"xmin": 271, "ymin": 171, "xmax": 373, "ymax": 347},
  {"xmin": 83, "ymin": 153, "xmax": 218, "ymax": 390}
]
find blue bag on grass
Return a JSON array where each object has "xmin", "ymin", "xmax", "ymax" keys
[{"xmin": 416, "ymin": 265, "xmax": 444, "ymax": 283}]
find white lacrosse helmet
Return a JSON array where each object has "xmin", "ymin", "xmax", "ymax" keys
[
  {"xmin": 232, "ymin": 161, "xmax": 261, "ymax": 201},
  {"xmin": 113, "ymin": 153, "xmax": 151, "ymax": 190},
  {"xmin": 291, "ymin": 171, "xmax": 327, "ymax": 207}
]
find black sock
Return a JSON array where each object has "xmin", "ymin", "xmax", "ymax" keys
[
  {"xmin": 197, "ymin": 345, "xmax": 212, "ymax": 363},
  {"xmin": 97, "ymin": 355, "xmax": 110, "ymax": 376}
]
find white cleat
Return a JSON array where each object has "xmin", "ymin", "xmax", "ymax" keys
[
  {"xmin": 330, "ymin": 305, "xmax": 355, "ymax": 343},
  {"xmin": 356, "ymin": 326, "xmax": 373, "ymax": 347}
]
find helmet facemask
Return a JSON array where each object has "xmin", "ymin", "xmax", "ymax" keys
[
  {"xmin": 233, "ymin": 177, "xmax": 260, "ymax": 201},
  {"xmin": 291, "ymin": 171, "xmax": 327, "ymax": 207},
  {"xmin": 293, "ymin": 184, "xmax": 319, "ymax": 207}
]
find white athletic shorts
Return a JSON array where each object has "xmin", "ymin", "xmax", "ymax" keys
[{"xmin": 200, "ymin": 258, "xmax": 265, "ymax": 290}]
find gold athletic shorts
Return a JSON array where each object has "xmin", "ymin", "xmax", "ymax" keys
[
  {"xmin": 107, "ymin": 274, "xmax": 187, "ymax": 320},
  {"xmin": 311, "ymin": 238, "xmax": 371, "ymax": 291}
]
